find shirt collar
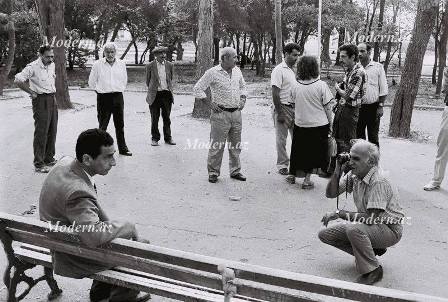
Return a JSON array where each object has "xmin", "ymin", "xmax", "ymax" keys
[
  {"xmin": 82, "ymin": 168, "xmax": 95, "ymax": 187},
  {"xmin": 360, "ymin": 166, "xmax": 378, "ymax": 184},
  {"xmin": 101, "ymin": 58, "xmax": 116, "ymax": 65},
  {"xmin": 157, "ymin": 60, "xmax": 165, "ymax": 65}
]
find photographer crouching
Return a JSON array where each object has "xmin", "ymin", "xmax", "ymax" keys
[{"xmin": 318, "ymin": 140, "xmax": 405, "ymax": 285}]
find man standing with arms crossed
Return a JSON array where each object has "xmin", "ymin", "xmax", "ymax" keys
[
  {"xmin": 15, "ymin": 45, "xmax": 58, "ymax": 173},
  {"xmin": 270, "ymin": 43, "xmax": 300, "ymax": 175},
  {"xmin": 89, "ymin": 43, "xmax": 132, "ymax": 156},
  {"xmin": 357, "ymin": 43, "xmax": 388, "ymax": 148},
  {"xmin": 193, "ymin": 47, "xmax": 247, "ymax": 183},
  {"xmin": 424, "ymin": 67, "xmax": 448, "ymax": 191}
]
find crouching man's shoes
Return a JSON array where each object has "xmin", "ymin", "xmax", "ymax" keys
[
  {"xmin": 208, "ymin": 175, "xmax": 218, "ymax": 183},
  {"xmin": 119, "ymin": 150, "xmax": 133, "ymax": 156},
  {"xmin": 230, "ymin": 173, "xmax": 246, "ymax": 181},
  {"xmin": 35, "ymin": 166, "xmax": 50, "ymax": 173},
  {"xmin": 165, "ymin": 139, "xmax": 176, "ymax": 145},
  {"xmin": 356, "ymin": 265, "xmax": 383, "ymax": 285}
]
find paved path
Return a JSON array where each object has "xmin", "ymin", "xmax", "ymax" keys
[{"xmin": 0, "ymin": 90, "xmax": 447, "ymax": 301}]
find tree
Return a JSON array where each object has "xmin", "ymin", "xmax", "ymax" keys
[
  {"xmin": 0, "ymin": 0, "xmax": 15, "ymax": 95},
  {"xmin": 436, "ymin": 0, "xmax": 448, "ymax": 94},
  {"xmin": 372, "ymin": 0, "xmax": 386, "ymax": 61},
  {"xmin": 389, "ymin": 0, "xmax": 438, "ymax": 137},
  {"xmin": 35, "ymin": 0, "xmax": 72, "ymax": 109},
  {"xmin": 192, "ymin": 0, "xmax": 213, "ymax": 118},
  {"xmin": 274, "ymin": 0, "xmax": 282, "ymax": 64}
]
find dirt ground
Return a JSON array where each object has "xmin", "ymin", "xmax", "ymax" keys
[{"xmin": 0, "ymin": 86, "xmax": 447, "ymax": 301}]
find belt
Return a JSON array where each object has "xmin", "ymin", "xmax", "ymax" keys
[
  {"xmin": 38, "ymin": 92, "xmax": 55, "ymax": 96},
  {"xmin": 218, "ymin": 105, "xmax": 239, "ymax": 112},
  {"xmin": 282, "ymin": 103, "xmax": 295, "ymax": 108}
]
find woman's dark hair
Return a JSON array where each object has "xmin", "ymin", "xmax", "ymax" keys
[
  {"xmin": 76, "ymin": 129, "xmax": 114, "ymax": 162},
  {"xmin": 297, "ymin": 56, "xmax": 319, "ymax": 80}
]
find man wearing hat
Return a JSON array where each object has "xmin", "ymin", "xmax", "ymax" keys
[{"xmin": 145, "ymin": 46, "xmax": 176, "ymax": 146}]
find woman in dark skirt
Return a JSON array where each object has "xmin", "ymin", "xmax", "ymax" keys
[{"xmin": 286, "ymin": 56, "xmax": 334, "ymax": 189}]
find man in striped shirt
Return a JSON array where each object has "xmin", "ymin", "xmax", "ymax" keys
[
  {"xmin": 193, "ymin": 47, "xmax": 247, "ymax": 183},
  {"xmin": 319, "ymin": 140, "xmax": 404, "ymax": 285},
  {"xmin": 333, "ymin": 44, "xmax": 367, "ymax": 154}
]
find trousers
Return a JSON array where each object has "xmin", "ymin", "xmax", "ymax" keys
[
  {"xmin": 149, "ymin": 90, "xmax": 173, "ymax": 141},
  {"xmin": 32, "ymin": 94, "xmax": 58, "ymax": 168},
  {"xmin": 357, "ymin": 102, "xmax": 380, "ymax": 147},
  {"xmin": 318, "ymin": 222, "xmax": 402, "ymax": 274},
  {"xmin": 430, "ymin": 106, "xmax": 448, "ymax": 185},
  {"xmin": 97, "ymin": 92, "xmax": 129, "ymax": 152},
  {"xmin": 272, "ymin": 105, "xmax": 294, "ymax": 170},
  {"xmin": 208, "ymin": 110, "xmax": 242, "ymax": 176}
]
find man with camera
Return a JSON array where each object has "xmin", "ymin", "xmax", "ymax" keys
[{"xmin": 318, "ymin": 140, "xmax": 404, "ymax": 285}]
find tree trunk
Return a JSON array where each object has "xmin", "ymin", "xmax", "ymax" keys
[
  {"xmin": 432, "ymin": 8, "xmax": 441, "ymax": 84},
  {"xmin": 436, "ymin": 0, "xmax": 448, "ymax": 94},
  {"xmin": 274, "ymin": 0, "xmax": 282, "ymax": 65},
  {"xmin": 383, "ymin": 3, "xmax": 400, "ymax": 73},
  {"xmin": 192, "ymin": 27, "xmax": 198, "ymax": 62},
  {"xmin": 389, "ymin": 0, "xmax": 438, "ymax": 138},
  {"xmin": 176, "ymin": 40, "xmax": 184, "ymax": 60},
  {"xmin": 110, "ymin": 23, "xmax": 121, "ymax": 42},
  {"xmin": 367, "ymin": 0, "xmax": 378, "ymax": 32},
  {"xmin": 335, "ymin": 27, "xmax": 345, "ymax": 66},
  {"xmin": 240, "ymin": 33, "xmax": 247, "ymax": 68},
  {"xmin": 192, "ymin": 0, "xmax": 213, "ymax": 119},
  {"xmin": 235, "ymin": 32, "xmax": 240, "ymax": 56},
  {"xmin": 373, "ymin": 0, "xmax": 385, "ymax": 61},
  {"xmin": 120, "ymin": 39, "xmax": 134, "ymax": 60},
  {"xmin": 321, "ymin": 28, "xmax": 332, "ymax": 66},
  {"xmin": 133, "ymin": 40, "xmax": 138, "ymax": 64},
  {"xmin": 0, "ymin": 1, "xmax": 15, "ymax": 96},
  {"xmin": 213, "ymin": 37, "xmax": 220, "ymax": 65},
  {"xmin": 36, "ymin": 0, "xmax": 72, "ymax": 109}
]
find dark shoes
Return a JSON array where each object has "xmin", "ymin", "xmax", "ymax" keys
[
  {"xmin": 208, "ymin": 175, "xmax": 218, "ymax": 183},
  {"xmin": 35, "ymin": 166, "xmax": 50, "ymax": 173},
  {"xmin": 119, "ymin": 150, "xmax": 133, "ymax": 156},
  {"xmin": 356, "ymin": 265, "xmax": 383, "ymax": 285},
  {"xmin": 165, "ymin": 139, "xmax": 176, "ymax": 145},
  {"xmin": 278, "ymin": 168, "xmax": 289, "ymax": 175},
  {"xmin": 374, "ymin": 248, "xmax": 387, "ymax": 256},
  {"xmin": 230, "ymin": 173, "xmax": 246, "ymax": 181}
]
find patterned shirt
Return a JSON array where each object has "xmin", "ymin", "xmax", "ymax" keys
[
  {"xmin": 14, "ymin": 58, "xmax": 56, "ymax": 94},
  {"xmin": 363, "ymin": 61, "xmax": 388, "ymax": 105},
  {"xmin": 339, "ymin": 167, "xmax": 405, "ymax": 224},
  {"xmin": 193, "ymin": 65, "xmax": 247, "ymax": 108},
  {"xmin": 342, "ymin": 62, "xmax": 366, "ymax": 107}
]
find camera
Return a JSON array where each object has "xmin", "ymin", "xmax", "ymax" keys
[{"xmin": 337, "ymin": 152, "xmax": 351, "ymax": 164}]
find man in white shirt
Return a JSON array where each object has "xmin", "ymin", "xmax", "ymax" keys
[
  {"xmin": 270, "ymin": 43, "xmax": 300, "ymax": 175},
  {"xmin": 193, "ymin": 47, "xmax": 247, "ymax": 183},
  {"xmin": 356, "ymin": 43, "xmax": 388, "ymax": 148},
  {"xmin": 15, "ymin": 45, "xmax": 58, "ymax": 173},
  {"xmin": 145, "ymin": 46, "xmax": 176, "ymax": 146},
  {"xmin": 88, "ymin": 43, "xmax": 132, "ymax": 156}
]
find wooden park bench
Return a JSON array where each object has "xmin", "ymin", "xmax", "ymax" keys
[{"xmin": 1, "ymin": 212, "xmax": 447, "ymax": 302}]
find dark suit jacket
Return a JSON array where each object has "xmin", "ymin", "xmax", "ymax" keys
[
  {"xmin": 39, "ymin": 157, "xmax": 137, "ymax": 278},
  {"xmin": 145, "ymin": 60, "xmax": 174, "ymax": 105}
]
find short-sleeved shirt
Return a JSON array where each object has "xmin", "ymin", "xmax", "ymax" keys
[
  {"xmin": 291, "ymin": 78, "xmax": 334, "ymax": 127},
  {"xmin": 14, "ymin": 58, "xmax": 56, "ymax": 94},
  {"xmin": 193, "ymin": 65, "xmax": 247, "ymax": 108},
  {"xmin": 270, "ymin": 61, "xmax": 297, "ymax": 105},
  {"xmin": 342, "ymin": 62, "xmax": 366, "ymax": 107},
  {"xmin": 363, "ymin": 61, "xmax": 388, "ymax": 105},
  {"xmin": 339, "ymin": 167, "xmax": 405, "ymax": 224}
]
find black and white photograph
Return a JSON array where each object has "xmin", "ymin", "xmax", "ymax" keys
[{"xmin": 0, "ymin": 0, "xmax": 447, "ymax": 301}]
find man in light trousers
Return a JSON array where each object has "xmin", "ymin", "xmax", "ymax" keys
[
  {"xmin": 424, "ymin": 67, "xmax": 448, "ymax": 191},
  {"xmin": 193, "ymin": 47, "xmax": 247, "ymax": 183}
]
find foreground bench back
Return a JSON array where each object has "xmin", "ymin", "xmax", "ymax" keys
[{"xmin": 1, "ymin": 212, "xmax": 447, "ymax": 302}]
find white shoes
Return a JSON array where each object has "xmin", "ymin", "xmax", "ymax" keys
[{"xmin": 423, "ymin": 182, "xmax": 441, "ymax": 191}]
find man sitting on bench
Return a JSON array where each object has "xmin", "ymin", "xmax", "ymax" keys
[{"xmin": 39, "ymin": 128, "xmax": 151, "ymax": 302}]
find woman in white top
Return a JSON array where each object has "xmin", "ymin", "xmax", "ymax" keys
[{"xmin": 286, "ymin": 56, "xmax": 334, "ymax": 189}]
